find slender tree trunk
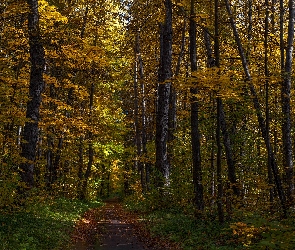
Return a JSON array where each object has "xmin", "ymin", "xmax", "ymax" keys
[
  {"xmin": 282, "ymin": 0, "xmax": 295, "ymax": 202},
  {"xmin": 246, "ymin": 0, "xmax": 253, "ymax": 60},
  {"xmin": 77, "ymin": 136, "xmax": 84, "ymax": 195},
  {"xmin": 224, "ymin": 0, "xmax": 287, "ymax": 214},
  {"xmin": 81, "ymin": 83, "xmax": 95, "ymax": 200},
  {"xmin": 20, "ymin": 0, "xmax": 45, "ymax": 188},
  {"xmin": 190, "ymin": 0, "xmax": 204, "ymax": 212},
  {"xmin": 203, "ymin": 5, "xmax": 239, "ymax": 197},
  {"xmin": 219, "ymin": 102, "xmax": 239, "ymax": 196},
  {"xmin": 280, "ymin": 0, "xmax": 285, "ymax": 71},
  {"xmin": 133, "ymin": 40, "xmax": 142, "ymax": 172},
  {"xmin": 210, "ymin": 132, "xmax": 215, "ymax": 207},
  {"xmin": 46, "ymin": 135, "xmax": 53, "ymax": 186},
  {"xmin": 52, "ymin": 137, "xmax": 63, "ymax": 183},
  {"xmin": 135, "ymin": 31, "xmax": 147, "ymax": 192},
  {"xmin": 264, "ymin": 0, "xmax": 274, "ymax": 203},
  {"xmin": 167, "ymin": 19, "xmax": 186, "ymax": 176},
  {"xmin": 215, "ymin": 0, "xmax": 224, "ymax": 222},
  {"xmin": 168, "ymin": 20, "xmax": 186, "ymax": 143},
  {"xmin": 156, "ymin": 0, "xmax": 172, "ymax": 186},
  {"xmin": 217, "ymin": 98, "xmax": 224, "ymax": 223},
  {"xmin": 80, "ymin": 4, "xmax": 89, "ymax": 39}
]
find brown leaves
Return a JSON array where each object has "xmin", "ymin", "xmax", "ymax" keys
[{"xmin": 71, "ymin": 199, "xmax": 182, "ymax": 249}]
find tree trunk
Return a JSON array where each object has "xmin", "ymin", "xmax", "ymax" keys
[
  {"xmin": 20, "ymin": 0, "xmax": 45, "ymax": 188},
  {"xmin": 190, "ymin": 0, "xmax": 204, "ymax": 212},
  {"xmin": 215, "ymin": 0, "xmax": 224, "ymax": 223},
  {"xmin": 133, "ymin": 39, "xmax": 142, "ymax": 171},
  {"xmin": 264, "ymin": 0, "xmax": 274, "ymax": 203},
  {"xmin": 77, "ymin": 136, "xmax": 84, "ymax": 196},
  {"xmin": 281, "ymin": 0, "xmax": 295, "ymax": 202},
  {"xmin": 135, "ymin": 31, "xmax": 147, "ymax": 192},
  {"xmin": 81, "ymin": 83, "xmax": 95, "ymax": 200},
  {"xmin": 168, "ymin": 20, "xmax": 186, "ymax": 142},
  {"xmin": 156, "ymin": 0, "xmax": 172, "ymax": 186},
  {"xmin": 203, "ymin": 4, "xmax": 239, "ymax": 197},
  {"xmin": 217, "ymin": 98, "xmax": 224, "ymax": 223}
]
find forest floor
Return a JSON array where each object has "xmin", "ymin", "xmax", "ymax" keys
[{"xmin": 71, "ymin": 198, "xmax": 182, "ymax": 250}]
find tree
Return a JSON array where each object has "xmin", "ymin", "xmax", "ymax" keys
[
  {"xmin": 281, "ymin": 0, "xmax": 295, "ymax": 203},
  {"xmin": 189, "ymin": 0, "xmax": 204, "ymax": 212},
  {"xmin": 20, "ymin": 0, "xmax": 45, "ymax": 188},
  {"xmin": 156, "ymin": 0, "xmax": 173, "ymax": 186}
]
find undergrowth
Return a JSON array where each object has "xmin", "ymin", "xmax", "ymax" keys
[
  {"xmin": 124, "ymin": 194, "xmax": 295, "ymax": 249},
  {"xmin": 0, "ymin": 197, "xmax": 102, "ymax": 250}
]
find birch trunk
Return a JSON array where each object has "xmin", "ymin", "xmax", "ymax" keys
[{"xmin": 156, "ymin": 0, "xmax": 172, "ymax": 185}]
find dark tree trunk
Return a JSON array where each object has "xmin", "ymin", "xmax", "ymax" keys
[
  {"xmin": 217, "ymin": 98, "xmax": 224, "ymax": 223},
  {"xmin": 282, "ymin": 0, "xmax": 295, "ymax": 202},
  {"xmin": 190, "ymin": 0, "xmax": 204, "ymax": 212},
  {"xmin": 203, "ymin": 6, "xmax": 239, "ymax": 197},
  {"xmin": 264, "ymin": 0, "xmax": 274, "ymax": 203},
  {"xmin": 156, "ymin": 0, "xmax": 172, "ymax": 185},
  {"xmin": 81, "ymin": 83, "xmax": 95, "ymax": 200},
  {"xmin": 168, "ymin": 20, "xmax": 186, "ymax": 142},
  {"xmin": 77, "ymin": 137, "xmax": 84, "ymax": 195},
  {"xmin": 53, "ymin": 137, "xmax": 63, "ymax": 182},
  {"xmin": 215, "ymin": 0, "xmax": 224, "ymax": 223},
  {"xmin": 219, "ymin": 102, "xmax": 239, "ymax": 196},
  {"xmin": 20, "ymin": 0, "xmax": 45, "ymax": 188}
]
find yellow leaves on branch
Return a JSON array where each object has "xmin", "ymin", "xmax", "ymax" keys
[
  {"xmin": 39, "ymin": 0, "xmax": 68, "ymax": 27},
  {"xmin": 2, "ymin": 1, "xmax": 29, "ymax": 18},
  {"xmin": 60, "ymin": 44, "xmax": 107, "ymax": 70},
  {"xmin": 42, "ymin": 96, "xmax": 73, "ymax": 112},
  {"xmin": 173, "ymin": 67, "xmax": 243, "ymax": 99}
]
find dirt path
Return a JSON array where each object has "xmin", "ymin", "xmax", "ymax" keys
[{"xmin": 71, "ymin": 199, "xmax": 181, "ymax": 250}]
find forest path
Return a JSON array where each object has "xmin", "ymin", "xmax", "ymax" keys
[{"xmin": 71, "ymin": 198, "xmax": 179, "ymax": 250}]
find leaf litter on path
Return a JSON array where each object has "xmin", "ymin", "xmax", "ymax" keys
[{"xmin": 71, "ymin": 199, "xmax": 182, "ymax": 250}]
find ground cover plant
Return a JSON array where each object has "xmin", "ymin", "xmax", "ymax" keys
[
  {"xmin": 0, "ymin": 197, "xmax": 102, "ymax": 250},
  {"xmin": 124, "ymin": 194, "xmax": 295, "ymax": 249}
]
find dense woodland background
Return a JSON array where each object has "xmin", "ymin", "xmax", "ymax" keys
[{"xmin": 1, "ymin": 0, "xmax": 295, "ymax": 248}]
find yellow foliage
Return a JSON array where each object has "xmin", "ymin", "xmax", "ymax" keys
[{"xmin": 230, "ymin": 222, "xmax": 265, "ymax": 246}]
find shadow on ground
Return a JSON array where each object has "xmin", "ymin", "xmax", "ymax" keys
[{"xmin": 71, "ymin": 199, "xmax": 163, "ymax": 250}]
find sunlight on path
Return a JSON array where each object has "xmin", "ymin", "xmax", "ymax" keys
[{"xmin": 72, "ymin": 201, "xmax": 158, "ymax": 250}]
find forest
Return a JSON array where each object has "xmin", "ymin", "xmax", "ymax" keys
[{"xmin": 1, "ymin": 0, "xmax": 295, "ymax": 249}]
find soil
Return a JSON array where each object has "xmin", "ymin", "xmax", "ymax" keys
[{"xmin": 71, "ymin": 199, "xmax": 181, "ymax": 250}]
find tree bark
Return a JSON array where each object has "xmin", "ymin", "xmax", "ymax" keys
[
  {"xmin": 168, "ymin": 20, "xmax": 186, "ymax": 143},
  {"xmin": 133, "ymin": 38, "xmax": 142, "ymax": 172},
  {"xmin": 20, "ymin": 0, "xmax": 45, "ymax": 188},
  {"xmin": 190, "ymin": 0, "xmax": 204, "ymax": 211},
  {"xmin": 156, "ymin": 0, "xmax": 172, "ymax": 185},
  {"xmin": 281, "ymin": 0, "xmax": 295, "ymax": 202},
  {"xmin": 203, "ymin": 4, "xmax": 239, "ymax": 197},
  {"xmin": 215, "ymin": 0, "xmax": 224, "ymax": 223},
  {"xmin": 135, "ymin": 31, "xmax": 147, "ymax": 192},
  {"xmin": 217, "ymin": 98, "xmax": 224, "ymax": 223},
  {"xmin": 81, "ymin": 83, "xmax": 95, "ymax": 200},
  {"xmin": 264, "ymin": 0, "xmax": 274, "ymax": 203}
]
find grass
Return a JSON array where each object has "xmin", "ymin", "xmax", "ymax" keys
[
  {"xmin": 0, "ymin": 197, "xmax": 102, "ymax": 250},
  {"xmin": 124, "ymin": 196, "xmax": 295, "ymax": 249},
  {"xmin": 142, "ymin": 210, "xmax": 241, "ymax": 250}
]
